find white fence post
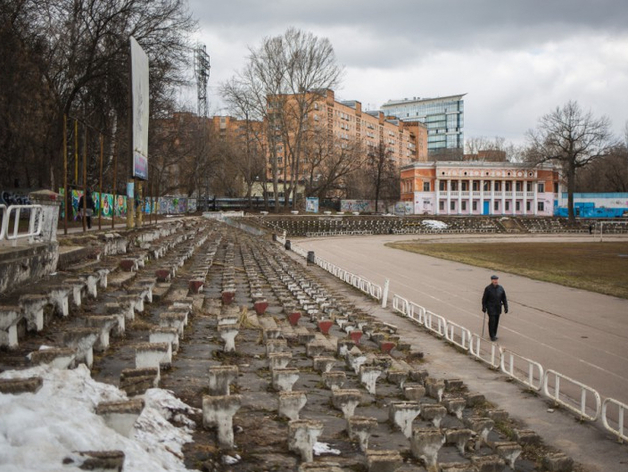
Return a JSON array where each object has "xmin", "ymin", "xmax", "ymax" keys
[{"xmin": 382, "ymin": 279, "xmax": 390, "ymax": 308}]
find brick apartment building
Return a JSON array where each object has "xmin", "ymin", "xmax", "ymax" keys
[{"xmin": 267, "ymin": 89, "xmax": 427, "ymax": 183}]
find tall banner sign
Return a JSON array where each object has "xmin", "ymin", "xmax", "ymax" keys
[{"xmin": 130, "ymin": 37, "xmax": 149, "ymax": 180}]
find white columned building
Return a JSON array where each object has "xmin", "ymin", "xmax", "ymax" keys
[{"xmin": 400, "ymin": 161, "xmax": 560, "ymax": 217}]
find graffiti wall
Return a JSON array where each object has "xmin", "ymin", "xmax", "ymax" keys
[
  {"xmin": 57, "ymin": 190, "xmax": 198, "ymax": 218},
  {"xmin": 340, "ymin": 200, "xmax": 375, "ymax": 213},
  {"xmin": 392, "ymin": 201, "xmax": 413, "ymax": 215}
]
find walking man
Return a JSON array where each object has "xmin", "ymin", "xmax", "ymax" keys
[
  {"xmin": 482, "ymin": 275, "xmax": 508, "ymax": 342},
  {"xmin": 78, "ymin": 189, "xmax": 96, "ymax": 229}
]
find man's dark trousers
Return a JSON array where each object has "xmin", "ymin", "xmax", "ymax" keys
[{"xmin": 488, "ymin": 312, "xmax": 500, "ymax": 339}]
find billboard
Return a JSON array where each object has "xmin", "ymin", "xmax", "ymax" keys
[
  {"xmin": 305, "ymin": 197, "xmax": 319, "ymax": 213},
  {"xmin": 130, "ymin": 36, "xmax": 149, "ymax": 180}
]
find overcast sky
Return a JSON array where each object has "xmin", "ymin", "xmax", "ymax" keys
[{"xmin": 187, "ymin": 0, "xmax": 628, "ymax": 146}]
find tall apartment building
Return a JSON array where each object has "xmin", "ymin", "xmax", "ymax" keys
[
  {"xmin": 381, "ymin": 94, "xmax": 465, "ymax": 158},
  {"xmin": 270, "ymin": 89, "xmax": 427, "ymax": 181}
]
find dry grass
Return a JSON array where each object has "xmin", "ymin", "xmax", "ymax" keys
[{"xmin": 386, "ymin": 241, "xmax": 628, "ymax": 300}]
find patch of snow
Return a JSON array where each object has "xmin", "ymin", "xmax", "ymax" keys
[
  {"xmin": 422, "ymin": 219, "xmax": 448, "ymax": 229},
  {"xmin": 0, "ymin": 364, "xmax": 198, "ymax": 472},
  {"xmin": 314, "ymin": 442, "xmax": 341, "ymax": 455}
]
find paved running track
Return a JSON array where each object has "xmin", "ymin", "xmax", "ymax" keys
[{"xmin": 298, "ymin": 233, "xmax": 628, "ymax": 413}]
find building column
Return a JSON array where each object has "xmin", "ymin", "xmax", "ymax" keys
[
  {"xmin": 480, "ymin": 179, "xmax": 485, "ymax": 216},
  {"xmin": 446, "ymin": 180, "xmax": 451, "ymax": 216},
  {"xmin": 468, "ymin": 180, "xmax": 473, "ymax": 215},
  {"xmin": 512, "ymin": 181, "xmax": 517, "ymax": 216},
  {"xmin": 435, "ymin": 179, "xmax": 440, "ymax": 215},
  {"xmin": 457, "ymin": 179, "xmax": 462, "ymax": 215},
  {"xmin": 490, "ymin": 180, "xmax": 495, "ymax": 216},
  {"xmin": 501, "ymin": 181, "xmax": 506, "ymax": 215},
  {"xmin": 523, "ymin": 181, "xmax": 528, "ymax": 216},
  {"xmin": 533, "ymin": 181, "xmax": 538, "ymax": 216}
]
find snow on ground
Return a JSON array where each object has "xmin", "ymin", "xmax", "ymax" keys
[
  {"xmin": 0, "ymin": 365, "xmax": 198, "ymax": 472},
  {"xmin": 422, "ymin": 219, "xmax": 449, "ymax": 229}
]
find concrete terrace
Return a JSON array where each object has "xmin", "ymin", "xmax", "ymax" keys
[{"xmin": 0, "ymin": 215, "xmax": 625, "ymax": 471}]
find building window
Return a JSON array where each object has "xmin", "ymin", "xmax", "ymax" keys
[
  {"xmin": 472, "ymin": 201, "xmax": 478, "ymax": 211},
  {"xmin": 461, "ymin": 181, "xmax": 468, "ymax": 191},
  {"xmin": 505, "ymin": 182, "xmax": 511, "ymax": 191},
  {"xmin": 439, "ymin": 181, "xmax": 447, "ymax": 191},
  {"xmin": 423, "ymin": 182, "xmax": 430, "ymax": 191},
  {"xmin": 538, "ymin": 183, "xmax": 545, "ymax": 193},
  {"xmin": 538, "ymin": 201, "xmax": 545, "ymax": 211},
  {"xmin": 461, "ymin": 201, "xmax": 467, "ymax": 211},
  {"xmin": 439, "ymin": 201, "xmax": 445, "ymax": 211},
  {"xmin": 495, "ymin": 181, "xmax": 501, "ymax": 191},
  {"xmin": 526, "ymin": 201, "xmax": 531, "ymax": 211},
  {"xmin": 526, "ymin": 182, "xmax": 532, "ymax": 192},
  {"xmin": 451, "ymin": 181, "xmax": 458, "ymax": 191},
  {"xmin": 472, "ymin": 181, "xmax": 479, "ymax": 191},
  {"xmin": 516, "ymin": 182, "xmax": 522, "ymax": 192},
  {"xmin": 450, "ymin": 201, "xmax": 456, "ymax": 210},
  {"xmin": 516, "ymin": 202, "xmax": 521, "ymax": 211},
  {"xmin": 505, "ymin": 201, "xmax": 510, "ymax": 211}
]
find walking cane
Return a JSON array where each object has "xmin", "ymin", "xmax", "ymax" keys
[{"xmin": 481, "ymin": 311, "xmax": 486, "ymax": 338}]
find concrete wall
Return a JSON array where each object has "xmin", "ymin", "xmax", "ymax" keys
[{"xmin": 0, "ymin": 243, "xmax": 59, "ymax": 295}]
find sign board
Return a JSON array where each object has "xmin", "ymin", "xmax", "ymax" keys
[
  {"xmin": 130, "ymin": 37, "xmax": 149, "ymax": 180},
  {"xmin": 305, "ymin": 197, "xmax": 319, "ymax": 213}
]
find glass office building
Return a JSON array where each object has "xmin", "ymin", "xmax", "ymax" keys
[{"xmin": 381, "ymin": 94, "xmax": 465, "ymax": 157}]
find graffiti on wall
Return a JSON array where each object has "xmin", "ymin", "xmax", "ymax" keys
[
  {"xmin": 59, "ymin": 190, "xmax": 199, "ymax": 218},
  {"xmin": 0, "ymin": 191, "xmax": 31, "ymax": 206},
  {"xmin": 340, "ymin": 200, "xmax": 374, "ymax": 213},
  {"xmin": 393, "ymin": 201, "xmax": 413, "ymax": 215}
]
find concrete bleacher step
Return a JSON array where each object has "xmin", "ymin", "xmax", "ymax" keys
[
  {"xmin": 0, "ymin": 376, "xmax": 43, "ymax": 394},
  {"xmin": 95, "ymin": 398, "xmax": 145, "ymax": 437},
  {"xmin": 62, "ymin": 450, "xmax": 125, "ymax": 471}
]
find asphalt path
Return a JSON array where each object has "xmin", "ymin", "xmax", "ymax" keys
[{"xmin": 297, "ymin": 233, "xmax": 628, "ymax": 414}]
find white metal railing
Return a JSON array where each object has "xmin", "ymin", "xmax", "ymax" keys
[
  {"xmin": 392, "ymin": 294, "xmax": 410, "ymax": 317},
  {"xmin": 0, "ymin": 204, "xmax": 6, "ymax": 240},
  {"xmin": 408, "ymin": 301, "xmax": 426, "ymax": 325},
  {"xmin": 444, "ymin": 319, "xmax": 472, "ymax": 351},
  {"xmin": 602, "ymin": 398, "xmax": 628, "ymax": 442},
  {"xmin": 500, "ymin": 348, "xmax": 544, "ymax": 391},
  {"xmin": 469, "ymin": 333, "xmax": 501, "ymax": 368},
  {"xmin": 1, "ymin": 205, "xmax": 43, "ymax": 242},
  {"xmin": 543, "ymin": 369, "xmax": 601, "ymax": 421},
  {"xmin": 296, "ymin": 246, "xmax": 382, "ymax": 301},
  {"xmin": 423, "ymin": 310, "xmax": 447, "ymax": 337}
]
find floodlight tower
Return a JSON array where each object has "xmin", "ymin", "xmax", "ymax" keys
[{"xmin": 194, "ymin": 44, "xmax": 211, "ymax": 117}]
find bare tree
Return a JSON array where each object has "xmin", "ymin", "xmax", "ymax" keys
[
  {"xmin": 348, "ymin": 143, "xmax": 400, "ymax": 212},
  {"xmin": 464, "ymin": 136, "xmax": 525, "ymax": 162},
  {"xmin": 301, "ymin": 129, "xmax": 365, "ymax": 200},
  {"xmin": 223, "ymin": 28, "xmax": 343, "ymax": 211},
  {"xmin": 221, "ymin": 78, "xmax": 269, "ymax": 208},
  {"xmin": 525, "ymin": 101, "xmax": 617, "ymax": 221},
  {"xmin": 0, "ymin": 0, "xmax": 195, "ymax": 191},
  {"xmin": 575, "ymin": 144, "xmax": 628, "ymax": 192}
]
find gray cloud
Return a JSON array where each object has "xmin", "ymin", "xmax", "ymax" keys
[{"xmin": 189, "ymin": 0, "xmax": 628, "ymax": 143}]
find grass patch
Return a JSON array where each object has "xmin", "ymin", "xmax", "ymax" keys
[{"xmin": 386, "ymin": 241, "xmax": 628, "ymax": 300}]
